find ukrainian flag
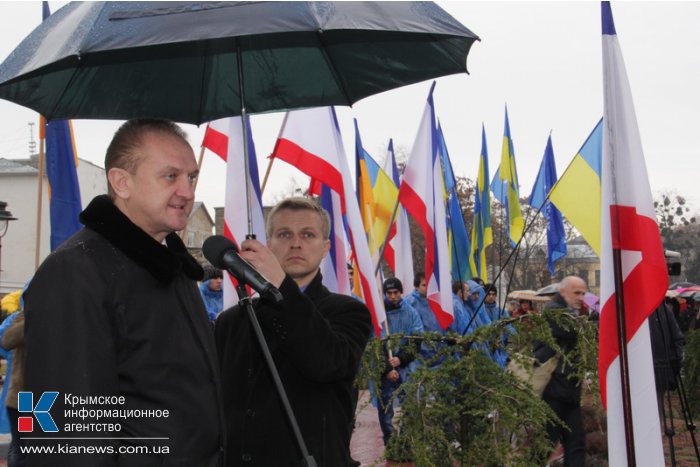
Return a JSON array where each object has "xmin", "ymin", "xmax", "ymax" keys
[
  {"xmin": 354, "ymin": 120, "xmax": 378, "ymax": 254},
  {"xmin": 497, "ymin": 107, "xmax": 524, "ymax": 245},
  {"xmin": 41, "ymin": 2, "xmax": 82, "ymax": 251},
  {"xmin": 549, "ymin": 118, "xmax": 603, "ymax": 256},
  {"xmin": 470, "ymin": 125, "xmax": 493, "ymax": 280}
]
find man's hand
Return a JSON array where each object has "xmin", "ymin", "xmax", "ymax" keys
[
  {"xmin": 239, "ymin": 239, "xmax": 286, "ymax": 288},
  {"xmin": 388, "ymin": 356, "xmax": 401, "ymax": 368},
  {"xmin": 386, "ymin": 369, "xmax": 400, "ymax": 382}
]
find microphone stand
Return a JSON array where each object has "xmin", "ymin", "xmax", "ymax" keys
[{"xmin": 235, "ymin": 282, "xmax": 318, "ymax": 467}]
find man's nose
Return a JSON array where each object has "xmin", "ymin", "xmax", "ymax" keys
[{"xmin": 178, "ymin": 176, "xmax": 195, "ymax": 199}]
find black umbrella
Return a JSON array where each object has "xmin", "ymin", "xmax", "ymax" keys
[
  {"xmin": 0, "ymin": 1, "xmax": 478, "ymax": 232},
  {"xmin": 0, "ymin": 1, "xmax": 478, "ymax": 124}
]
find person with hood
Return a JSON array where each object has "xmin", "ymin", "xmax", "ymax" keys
[
  {"xmin": 463, "ymin": 280, "xmax": 492, "ymax": 329},
  {"xmin": 199, "ymin": 266, "xmax": 224, "ymax": 321},
  {"xmin": 23, "ymin": 119, "xmax": 224, "ymax": 466},
  {"xmin": 376, "ymin": 277, "xmax": 424, "ymax": 446}
]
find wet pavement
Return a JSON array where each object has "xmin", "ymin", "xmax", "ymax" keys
[{"xmin": 350, "ymin": 390, "xmax": 412, "ymax": 467}]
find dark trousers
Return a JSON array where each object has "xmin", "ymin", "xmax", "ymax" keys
[
  {"xmin": 543, "ymin": 396, "xmax": 585, "ymax": 467},
  {"xmin": 377, "ymin": 376, "xmax": 401, "ymax": 445},
  {"xmin": 7, "ymin": 406, "xmax": 27, "ymax": 467}
]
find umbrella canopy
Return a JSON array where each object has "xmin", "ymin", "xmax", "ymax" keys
[
  {"xmin": 0, "ymin": 1, "xmax": 479, "ymax": 125},
  {"xmin": 507, "ymin": 290, "xmax": 550, "ymax": 303},
  {"xmin": 536, "ymin": 283, "xmax": 560, "ymax": 296}
]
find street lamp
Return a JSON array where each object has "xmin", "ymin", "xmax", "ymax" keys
[{"xmin": 0, "ymin": 201, "xmax": 18, "ymax": 290}]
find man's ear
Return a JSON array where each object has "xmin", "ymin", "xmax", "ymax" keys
[
  {"xmin": 107, "ymin": 168, "xmax": 132, "ymax": 200},
  {"xmin": 322, "ymin": 239, "xmax": 331, "ymax": 258}
]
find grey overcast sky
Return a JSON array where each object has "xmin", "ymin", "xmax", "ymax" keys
[{"xmin": 1, "ymin": 1, "xmax": 699, "ymax": 219}]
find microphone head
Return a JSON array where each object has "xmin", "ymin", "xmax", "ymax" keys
[{"xmin": 202, "ymin": 235, "xmax": 239, "ymax": 269}]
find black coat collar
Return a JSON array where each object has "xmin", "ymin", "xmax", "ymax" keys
[{"xmin": 79, "ymin": 195, "xmax": 203, "ymax": 283}]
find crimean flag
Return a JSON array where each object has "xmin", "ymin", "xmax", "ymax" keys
[
  {"xmin": 495, "ymin": 106, "xmax": 524, "ymax": 246},
  {"xmin": 42, "ymin": 1, "xmax": 82, "ymax": 252},
  {"xmin": 398, "ymin": 83, "xmax": 453, "ymax": 329},
  {"xmin": 529, "ymin": 135, "xmax": 566, "ymax": 275},
  {"xmin": 382, "ymin": 141, "xmax": 414, "ymax": 290},
  {"xmin": 470, "ymin": 125, "xmax": 493, "ymax": 280},
  {"xmin": 202, "ymin": 116, "xmax": 266, "ymax": 309},
  {"xmin": 319, "ymin": 184, "xmax": 351, "ymax": 295},
  {"xmin": 549, "ymin": 119, "xmax": 603, "ymax": 256},
  {"xmin": 271, "ymin": 107, "xmax": 386, "ymax": 336},
  {"xmin": 599, "ymin": 2, "xmax": 666, "ymax": 464},
  {"xmin": 437, "ymin": 122, "xmax": 471, "ymax": 282}
]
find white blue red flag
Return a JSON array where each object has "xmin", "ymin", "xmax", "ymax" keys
[
  {"xmin": 202, "ymin": 116, "xmax": 266, "ymax": 308},
  {"xmin": 397, "ymin": 83, "xmax": 453, "ymax": 329}
]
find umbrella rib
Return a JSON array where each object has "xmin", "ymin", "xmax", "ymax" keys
[
  {"xmin": 47, "ymin": 57, "xmax": 85, "ymax": 121},
  {"xmin": 314, "ymin": 30, "xmax": 352, "ymax": 106},
  {"xmin": 197, "ymin": 41, "xmax": 209, "ymax": 125}
]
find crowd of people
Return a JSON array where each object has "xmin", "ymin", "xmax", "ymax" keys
[{"xmin": 0, "ymin": 117, "xmax": 694, "ymax": 466}]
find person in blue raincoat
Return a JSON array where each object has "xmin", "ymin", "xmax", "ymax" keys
[
  {"xmin": 405, "ymin": 273, "xmax": 467, "ymax": 365},
  {"xmin": 199, "ymin": 266, "xmax": 223, "ymax": 321},
  {"xmin": 376, "ymin": 277, "xmax": 424, "ymax": 446}
]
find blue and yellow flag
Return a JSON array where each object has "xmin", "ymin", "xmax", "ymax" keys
[
  {"xmin": 368, "ymin": 145, "xmax": 399, "ymax": 251},
  {"xmin": 495, "ymin": 107, "xmax": 524, "ymax": 246},
  {"xmin": 529, "ymin": 135, "xmax": 566, "ymax": 275},
  {"xmin": 42, "ymin": 1, "xmax": 82, "ymax": 251},
  {"xmin": 470, "ymin": 124, "xmax": 493, "ymax": 280},
  {"xmin": 354, "ymin": 120, "xmax": 377, "ymax": 254},
  {"xmin": 549, "ymin": 118, "xmax": 603, "ymax": 256},
  {"xmin": 437, "ymin": 123, "xmax": 471, "ymax": 282}
]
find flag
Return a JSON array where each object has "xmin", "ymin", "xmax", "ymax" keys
[
  {"xmin": 202, "ymin": 116, "xmax": 266, "ymax": 309},
  {"xmin": 470, "ymin": 125, "xmax": 493, "ymax": 280},
  {"xmin": 599, "ymin": 2, "xmax": 666, "ymax": 465},
  {"xmin": 495, "ymin": 107, "xmax": 524, "ymax": 246},
  {"xmin": 529, "ymin": 135, "xmax": 566, "ymax": 275},
  {"xmin": 549, "ymin": 119, "xmax": 603, "ymax": 256},
  {"xmin": 369, "ymin": 143, "xmax": 400, "ymax": 254},
  {"xmin": 319, "ymin": 184, "xmax": 351, "ymax": 295},
  {"xmin": 437, "ymin": 122, "xmax": 471, "ymax": 282},
  {"xmin": 354, "ymin": 120, "xmax": 379, "ymax": 256},
  {"xmin": 271, "ymin": 107, "xmax": 386, "ymax": 336},
  {"xmin": 382, "ymin": 141, "xmax": 414, "ymax": 290},
  {"xmin": 42, "ymin": 2, "xmax": 82, "ymax": 251},
  {"xmin": 398, "ymin": 83, "xmax": 453, "ymax": 329}
]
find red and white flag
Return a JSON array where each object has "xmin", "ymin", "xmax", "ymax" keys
[
  {"xmin": 398, "ymin": 83, "xmax": 453, "ymax": 329},
  {"xmin": 271, "ymin": 107, "xmax": 386, "ymax": 336},
  {"xmin": 599, "ymin": 3, "xmax": 667, "ymax": 465},
  {"xmin": 202, "ymin": 117, "xmax": 266, "ymax": 309}
]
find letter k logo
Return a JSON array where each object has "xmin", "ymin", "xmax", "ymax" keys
[{"xmin": 18, "ymin": 391, "xmax": 59, "ymax": 432}]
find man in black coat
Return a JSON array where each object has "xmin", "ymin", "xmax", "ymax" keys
[
  {"xmin": 215, "ymin": 198, "xmax": 372, "ymax": 466},
  {"xmin": 534, "ymin": 276, "xmax": 588, "ymax": 467},
  {"xmin": 24, "ymin": 119, "xmax": 224, "ymax": 466}
]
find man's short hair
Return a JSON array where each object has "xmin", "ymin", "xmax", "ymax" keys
[
  {"xmin": 452, "ymin": 280, "xmax": 466, "ymax": 295},
  {"xmin": 265, "ymin": 197, "xmax": 331, "ymax": 240},
  {"xmin": 484, "ymin": 283, "xmax": 496, "ymax": 295},
  {"xmin": 105, "ymin": 119, "xmax": 189, "ymax": 198},
  {"xmin": 413, "ymin": 272, "xmax": 426, "ymax": 288}
]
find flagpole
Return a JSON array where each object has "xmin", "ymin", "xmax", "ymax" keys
[
  {"xmin": 612, "ymin": 245, "xmax": 637, "ymax": 466},
  {"xmin": 374, "ymin": 196, "xmax": 401, "ymax": 276},
  {"xmin": 193, "ymin": 143, "xmax": 206, "ymax": 194},
  {"xmin": 34, "ymin": 127, "xmax": 45, "ymax": 270},
  {"xmin": 260, "ymin": 112, "xmax": 289, "ymax": 196},
  {"xmin": 235, "ymin": 41, "xmax": 255, "ymax": 238}
]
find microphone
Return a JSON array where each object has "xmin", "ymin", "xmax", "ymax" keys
[{"xmin": 202, "ymin": 235, "xmax": 283, "ymax": 303}]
